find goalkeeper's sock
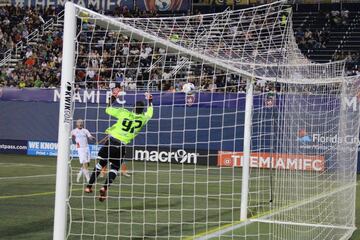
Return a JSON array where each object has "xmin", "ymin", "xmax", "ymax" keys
[
  {"xmin": 100, "ymin": 166, "xmax": 107, "ymax": 178},
  {"xmin": 87, "ymin": 163, "xmax": 102, "ymax": 187},
  {"xmin": 121, "ymin": 162, "xmax": 127, "ymax": 172},
  {"xmin": 103, "ymin": 170, "xmax": 117, "ymax": 190}
]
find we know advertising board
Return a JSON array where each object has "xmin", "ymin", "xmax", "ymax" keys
[{"xmin": 27, "ymin": 141, "xmax": 101, "ymax": 158}]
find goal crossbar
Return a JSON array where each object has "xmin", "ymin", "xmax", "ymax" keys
[
  {"xmin": 75, "ymin": 4, "xmax": 345, "ymax": 84},
  {"xmin": 76, "ymin": 5, "xmax": 249, "ymax": 78}
]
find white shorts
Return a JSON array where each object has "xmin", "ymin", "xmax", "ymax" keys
[{"xmin": 77, "ymin": 147, "xmax": 91, "ymax": 164}]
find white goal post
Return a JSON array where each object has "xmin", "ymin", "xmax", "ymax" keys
[
  {"xmin": 53, "ymin": 3, "xmax": 77, "ymax": 240},
  {"xmin": 54, "ymin": 1, "xmax": 360, "ymax": 239}
]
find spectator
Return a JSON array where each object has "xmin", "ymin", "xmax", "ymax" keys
[
  {"xmin": 0, "ymin": 5, "xmax": 358, "ymax": 92},
  {"xmin": 25, "ymin": 55, "xmax": 36, "ymax": 68},
  {"xmin": 33, "ymin": 75, "xmax": 43, "ymax": 87},
  {"xmin": 208, "ymin": 79, "xmax": 217, "ymax": 92},
  {"xmin": 127, "ymin": 78, "xmax": 137, "ymax": 90},
  {"xmin": 25, "ymin": 48, "xmax": 33, "ymax": 58}
]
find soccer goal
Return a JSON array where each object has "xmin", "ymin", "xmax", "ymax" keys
[{"xmin": 54, "ymin": 1, "xmax": 360, "ymax": 239}]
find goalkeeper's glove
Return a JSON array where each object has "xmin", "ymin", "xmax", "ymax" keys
[
  {"xmin": 112, "ymin": 87, "xmax": 121, "ymax": 98},
  {"xmin": 108, "ymin": 85, "xmax": 122, "ymax": 106},
  {"xmin": 145, "ymin": 92, "xmax": 153, "ymax": 105}
]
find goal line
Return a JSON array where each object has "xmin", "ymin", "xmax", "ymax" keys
[
  {"xmin": 252, "ymin": 219, "xmax": 355, "ymax": 231},
  {"xmin": 191, "ymin": 183, "xmax": 356, "ymax": 240}
]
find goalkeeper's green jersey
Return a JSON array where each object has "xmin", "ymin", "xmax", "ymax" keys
[{"xmin": 105, "ymin": 106, "xmax": 153, "ymax": 144}]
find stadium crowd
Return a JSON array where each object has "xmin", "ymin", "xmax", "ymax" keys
[
  {"xmin": 294, "ymin": 9, "xmax": 360, "ymax": 76},
  {"xmin": 0, "ymin": 5, "xmax": 359, "ymax": 91},
  {"xmin": 0, "ymin": 5, "xmax": 62, "ymax": 88}
]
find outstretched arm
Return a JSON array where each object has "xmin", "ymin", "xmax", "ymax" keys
[
  {"xmin": 107, "ymin": 87, "xmax": 121, "ymax": 107},
  {"xmin": 97, "ymin": 135, "xmax": 109, "ymax": 145},
  {"xmin": 106, "ymin": 87, "xmax": 124, "ymax": 117},
  {"xmin": 71, "ymin": 130, "xmax": 76, "ymax": 143},
  {"xmin": 85, "ymin": 130, "xmax": 96, "ymax": 141},
  {"xmin": 144, "ymin": 93, "xmax": 153, "ymax": 120},
  {"xmin": 145, "ymin": 92, "xmax": 153, "ymax": 106}
]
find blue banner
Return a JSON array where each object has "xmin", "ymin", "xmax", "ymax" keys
[
  {"xmin": 11, "ymin": 0, "xmax": 190, "ymax": 11},
  {"xmin": 27, "ymin": 140, "xmax": 101, "ymax": 158},
  {"xmin": 0, "ymin": 88, "xmax": 255, "ymax": 109},
  {"xmin": 1, "ymin": 88, "xmax": 360, "ymax": 172},
  {"xmin": 0, "ymin": 139, "xmax": 28, "ymax": 154},
  {"xmin": 2, "ymin": 88, "xmax": 359, "ymax": 112},
  {"xmin": 11, "ymin": 0, "xmax": 134, "ymax": 11}
]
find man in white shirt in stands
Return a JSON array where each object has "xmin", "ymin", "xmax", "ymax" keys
[{"xmin": 71, "ymin": 119, "xmax": 95, "ymax": 182}]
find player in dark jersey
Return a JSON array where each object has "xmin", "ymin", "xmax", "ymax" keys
[{"xmin": 85, "ymin": 87, "xmax": 153, "ymax": 201}]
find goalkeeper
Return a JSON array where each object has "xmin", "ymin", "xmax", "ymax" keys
[{"xmin": 85, "ymin": 87, "xmax": 153, "ymax": 202}]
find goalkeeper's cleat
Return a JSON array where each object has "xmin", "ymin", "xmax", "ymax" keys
[
  {"xmin": 84, "ymin": 187, "xmax": 93, "ymax": 193},
  {"xmin": 99, "ymin": 187, "xmax": 107, "ymax": 202}
]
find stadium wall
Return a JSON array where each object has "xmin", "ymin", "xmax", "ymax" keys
[{"xmin": 1, "ymin": 88, "xmax": 359, "ymax": 172}]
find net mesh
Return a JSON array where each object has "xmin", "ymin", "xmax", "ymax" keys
[{"xmin": 61, "ymin": 2, "xmax": 360, "ymax": 239}]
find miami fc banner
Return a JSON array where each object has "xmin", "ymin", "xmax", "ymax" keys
[
  {"xmin": 10, "ymin": 0, "xmax": 134, "ymax": 11},
  {"xmin": 136, "ymin": 0, "xmax": 190, "ymax": 11}
]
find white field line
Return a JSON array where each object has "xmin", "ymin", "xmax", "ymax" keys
[
  {"xmin": 254, "ymin": 183, "xmax": 356, "ymax": 221},
  {"xmin": 196, "ymin": 220, "xmax": 252, "ymax": 240},
  {"xmin": 252, "ymin": 219, "xmax": 355, "ymax": 230},
  {"xmin": 196, "ymin": 183, "xmax": 356, "ymax": 240},
  {"xmin": 0, "ymin": 163, "xmax": 55, "ymax": 168},
  {"xmin": 0, "ymin": 174, "xmax": 56, "ymax": 180}
]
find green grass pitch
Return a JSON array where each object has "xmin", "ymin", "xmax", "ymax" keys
[{"xmin": 0, "ymin": 154, "xmax": 359, "ymax": 240}]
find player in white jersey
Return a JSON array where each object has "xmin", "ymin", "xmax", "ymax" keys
[{"xmin": 71, "ymin": 119, "xmax": 95, "ymax": 182}]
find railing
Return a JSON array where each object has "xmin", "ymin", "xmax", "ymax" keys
[
  {"xmin": 12, "ymin": 29, "xmax": 39, "ymax": 61},
  {"xmin": 27, "ymin": 29, "xmax": 40, "ymax": 43},
  {"xmin": 42, "ymin": 18, "xmax": 54, "ymax": 34},
  {"xmin": 0, "ymin": 10, "xmax": 65, "ymax": 67},
  {"xmin": 331, "ymin": 11, "xmax": 360, "ymax": 60},
  {"xmin": 57, "ymin": 10, "xmax": 65, "ymax": 24},
  {"xmin": 0, "ymin": 0, "xmax": 10, "ymax": 6},
  {"xmin": 0, "ymin": 49, "xmax": 12, "ymax": 67}
]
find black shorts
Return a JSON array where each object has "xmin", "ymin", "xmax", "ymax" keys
[{"xmin": 98, "ymin": 137, "xmax": 126, "ymax": 169}]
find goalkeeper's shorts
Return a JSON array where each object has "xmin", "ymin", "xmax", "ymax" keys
[{"xmin": 98, "ymin": 136, "xmax": 126, "ymax": 169}]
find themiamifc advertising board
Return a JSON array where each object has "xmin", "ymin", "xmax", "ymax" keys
[{"xmin": 217, "ymin": 151, "xmax": 325, "ymax": 172}]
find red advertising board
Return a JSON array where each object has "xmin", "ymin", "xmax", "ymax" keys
[{"xmin": 217, "ymin": 151, "xmax": 325, "ymax": 172}]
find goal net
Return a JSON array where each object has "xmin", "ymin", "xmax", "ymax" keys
[{"xmin": 54, "ymin": 1, "xmax": 360, "ymax": 240}]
